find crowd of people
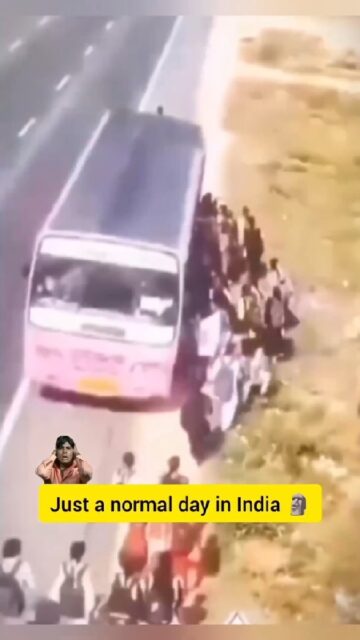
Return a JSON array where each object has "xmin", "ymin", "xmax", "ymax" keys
[
  {"xmin": 1, "ymin": 455, "xmax": 219, "ymax": 625},
  {"xmin": 178, "ymin": 194, "xmax": 299, "ymax": 460},
  {"xmin": 1, "ymin": 197, "xmax": 299, "ymax": 626},
  {"xmin": 192, "ymin": 194, "xmax": 298, "ymax": 365}
]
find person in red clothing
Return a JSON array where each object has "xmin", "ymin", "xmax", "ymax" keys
[
  {"xmin": 35, "ymin": 435, "xmax": 92, "ymax": 484},
  {"xmin": 118, "ymin": 524, "xmax": 148, "ymax": 580},
  {"xmin": 171, "ymin": 524, "xmax": 204, "ymax": 595}
]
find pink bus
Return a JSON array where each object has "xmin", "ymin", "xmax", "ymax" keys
[{"xmin": 23, "ymin": 109, "xmax": 205, "ymax": 400}]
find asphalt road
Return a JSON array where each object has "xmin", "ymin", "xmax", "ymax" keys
[
  {"xmin": 0, "ymin": 15, "xmax": 212, "ymax": 600},
  {"xmin": 0, "ymin": 16, "xmax": 41, "ymax": 60},
  {"xmin": 0, "ymin": 15, "xmax": 175, "ymax": 412}
]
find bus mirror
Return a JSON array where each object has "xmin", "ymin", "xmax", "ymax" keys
[{"xmin": 21, "ymin": 263, "xmax": 30, "ymax": 278}]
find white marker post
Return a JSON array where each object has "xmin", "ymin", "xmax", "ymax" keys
[{"xmin": 224, "ymin": 611, "xmax": 249, "ymax": 624}]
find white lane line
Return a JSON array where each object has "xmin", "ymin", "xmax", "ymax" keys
[
  {"xmin": 0, "ymin": 110, "xmax": 111, "ymax": 463},
  {"xmin": 17, "ymin": 117, "xmax": 37, "ymax": 139},
  {"xmin": 55, "ymin": 74, "xmax": 71, "ymax": 92},
  {"xmin": 38, "ymin": 16, "xmax": 51, "ymax": 27},
  {"xmin": 8, "ymin": 39, "xmax": 23, "ymax": 53},
  {"xmin": 42, "ymin": 109, "xmax": 110, "ymax": 231},
  {"xmin": 84, "ymin": 45, "xmax": 94, "ymax": 57},
  {"xmin": 105, "ymin": 20, "xmax": 114, "ymax": 31},
  {"xmin": 0, "ymin": 13, "xmax": 183, "ymax": 461},
  {"xmin": 0, "ymin": 379, "xmax": 29, "ymax": 460},
  {"xmin": 139, "ymin": 16, "xmax": 183, "ymax": 111}
]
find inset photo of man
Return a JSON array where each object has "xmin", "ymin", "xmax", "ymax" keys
[{"xmin": 35, "ymin": 436, "xmax": 92, "ymax": 484}]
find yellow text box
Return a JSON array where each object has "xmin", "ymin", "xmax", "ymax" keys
[{"xmin": 39, "ymin": 484, "xmax": 322, "ymax": 523}]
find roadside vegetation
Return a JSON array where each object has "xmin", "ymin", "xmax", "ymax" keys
[{"xmin": 206, "ymin": 27, "xmax": 360, "ymax": 622}]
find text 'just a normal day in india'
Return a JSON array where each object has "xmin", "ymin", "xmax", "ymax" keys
[{"xmin": 39, "ymin": 484, "xmax": 322, "ymax": 523}]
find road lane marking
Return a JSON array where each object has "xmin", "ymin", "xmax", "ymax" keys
[
  {"xmin": 84, "ymin": 45, "xmax": 94, "ymax": 57},
  {"xmin": 55, "ymin": 74, "xmax": 71, "ymax": 92},
  {"xmin": 105, "ymin": 21, "xmax": 114, "ymax": 31},
  {"xmin": 0, "ymin": 13, "xmax": 183, "ymax": 464},
  {"xmin": 38, "ymin": 16, "xmax": 51, "ymax": 27},
  {"xmin": 139, "ymin": 16, "xmax": 183, "ymax": 110},
  {"xmin": 8, "ymin": 39, "xmax": 23, "ymax": 53},
  {"xmin": 0, "ymin": 110, "xmax": 110, "ymax": 462},
  {"xmin": 42, "ymin": 109, "xmax": 110, "ymax": 231},
  {"xmin": 0, "ymin": 379, "xmax": 29, "ymax": 460},
  {"xmin": 18, "ymin": 117, "xmax": 37, "ymax": 138}
]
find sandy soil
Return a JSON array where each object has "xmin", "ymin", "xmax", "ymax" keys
[{"xmin": 198, "ymin": 19, "xmax": 360, "ymax": 623}]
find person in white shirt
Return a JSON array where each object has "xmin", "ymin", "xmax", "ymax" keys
[
  {"xmin": 267, "ymin": 258, "xmax": 293, "ymax": 302},
  {"xmin": 112, "ymin": 451, "xmax": 137, "ymax": 485},
  {"xmin": 49, "ymin": 541, "xmax": 95, "ymax": 624},
  {"xmin": 242, "ymin": 342, "xmax": 272, "ymax": 404},
  {"xmin": 0, "ymin": 538, "xmax": 36, "ymax": 620},
  {"xmin": 1, "ymin": 538, "xmax": 35, "ymax": 593},
  {"xmin": 197, "ymin": 294, "xmax": 231, "ymax": 360}
]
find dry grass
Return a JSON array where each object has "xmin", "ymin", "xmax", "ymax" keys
[
  {"xmin": 220, "ymin": 78, "xmax": 360, "ymax": 294},
  {"xmin": 212, "ymin": 28, "xmax": 360, "ymax": 622},
  {"xmin": 240, "ymin": 29, "xmax": 360, "ymax": 79}
]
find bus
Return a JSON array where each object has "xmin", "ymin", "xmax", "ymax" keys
[{"xmin": 23, "ymin": 109, "xmax": 205, "ymax": 400}]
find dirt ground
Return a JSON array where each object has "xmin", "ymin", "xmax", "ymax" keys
[{"xmin": 204, "ymin": 25, "xmax": 360, "ymax": 623}]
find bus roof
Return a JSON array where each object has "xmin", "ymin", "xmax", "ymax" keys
[{"xmin": 48, "ymin": 109, "xmax": 205, "ymax": 260}]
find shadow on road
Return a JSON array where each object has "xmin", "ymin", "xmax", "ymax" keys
[{"xmin": 40, "ymin": 385, "xmax": 184, "ymax": 414}]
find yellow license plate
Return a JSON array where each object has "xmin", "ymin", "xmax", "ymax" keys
[{"xmin": 78, "ymin": 378, "xmax": 118, "ymax": 396}]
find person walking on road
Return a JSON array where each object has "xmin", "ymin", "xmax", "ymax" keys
[
  {"xmin": 160, "ymin": 457, "xmax": 189, "ymax": 485},
  {"xmin": 118, "ymin": 524, "xmax": 148, "ymax": 581},
  {"xmin": 138, "ymin": 551, "xmax": 181, "ymax": 624},
  {"xmin": 49, "ymin": 541, "xmax": 95, "ymax": 624},
  {"xmin": 0, "ymin": 538, "xmax": 35, "ymax": 621},
  {"xmin": 112, "ymin": 451, "xmax": 137, "ymax": 484},
  {"xmin": 35, "ymin": 435, "xmax": 92, "ymax": 484},
  {"xmin": 180, "ymin": 386, "xmax": 213, "ymax": 462}
]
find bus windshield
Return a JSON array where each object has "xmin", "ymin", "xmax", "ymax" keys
[{"xmin": 29, "ymin": 253, "xmax": 179, "ymax": 344}]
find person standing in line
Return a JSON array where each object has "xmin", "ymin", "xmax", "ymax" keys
[
  {"xmin": 242, "ymin": 205, "xmax": 252, "ymax": 225},
  {"xmin": 227, "ymin": 238, "xmax": 247, "ymax": 286},
  {"xmin": 217, "ymin": 205, "xmax": 231, "ymax": 276},
  {"xmin": 224, "ymin": 207, "xmax": 239, "ymax": 246},
  {"xmin": 267, "ymin": 257, "xmax": 298, "ymax": 331},
  {"xmin": 267, "ymin": 258, "xmax": 293, "ymax": 300},
  {"xmin": 49, "ymin": 541, "xmax": 95, "ymax": 624},
  {"xmin": 198, "ymin": 193, "xmax": 215, "ymax": 219},
  {"xmin": 242, "ymin": 340, "xmax": 273, "ymax": 404},
  {"xmin": 35, "ymin": 436, "xmax": 92, "ymax": 484},
  {"xmin": 243, "ymin": 215, "xmax": 264, "ymax": 279},
  {"xmin": 210, "ymin": 275, "xmax": 237, "ymax": 330},
  {"xmin": 264, "ymin": 286, "xmax": 286, "ymax": 357},
  {"xmin": 235, "ymin": 283, "xmax": 262, "ymax": 335}
]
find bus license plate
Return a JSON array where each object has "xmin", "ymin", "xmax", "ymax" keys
[{"xmin": 78, "ymin": 377, "xmax": 118, "ymax": 396}]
